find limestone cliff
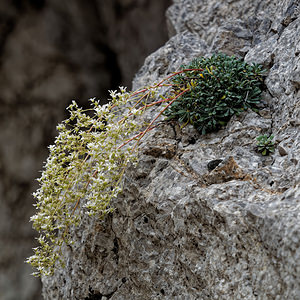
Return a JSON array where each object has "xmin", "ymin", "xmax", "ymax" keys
[{"xmin": 42, "ymin": 0, "xmax": 300, "ymax": 299}]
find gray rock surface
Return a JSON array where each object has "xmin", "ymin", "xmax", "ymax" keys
[{"xmin": 42, "ymin": 0, "xmax": 300, "ymax": 299}]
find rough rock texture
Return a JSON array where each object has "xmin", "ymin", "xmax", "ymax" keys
[
  {"xmin": 0, "ymin": 1, "xmax": 170, "ymax": 299},
  {"xmin": 43, "ymin": 0, "xmax": 300, "ymax": 299}
]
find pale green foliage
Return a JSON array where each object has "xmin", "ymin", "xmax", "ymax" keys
[{"xmin": 27, "ymin": 87, "xmax": 148, "ymax": 277}]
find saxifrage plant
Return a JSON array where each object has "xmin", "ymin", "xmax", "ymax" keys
[
  {"xmin": 256, "ymin": 134, "xmax": 275, "ymax": 156},
  {"xmin": 165, "ymin": 53, "xmax": 265, "ymax": 134},
  {"xmin": 27, "ymin": 54, "xmax": 265, "ymax": 277}
]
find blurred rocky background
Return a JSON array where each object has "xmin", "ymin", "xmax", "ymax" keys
[{"xmin": 0, "ymin": 1, "xmax": 171, "ymax": 299}]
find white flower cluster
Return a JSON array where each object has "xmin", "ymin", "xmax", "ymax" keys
[
  {"xmin": 27, "ymin": 67, "xmax": 193, "ymax": 277},
  {"xmin": 27, "ymin": 87, "xmax": 148, "ymax": 277}
]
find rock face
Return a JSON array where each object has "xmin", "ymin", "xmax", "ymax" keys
[
  {"xmin": 42, "ymin": 0, "xmax": 300, "ymax": 299},
  {"xmin": 0, "ymin": 1, "xmax": 170, "ymax": 299}
]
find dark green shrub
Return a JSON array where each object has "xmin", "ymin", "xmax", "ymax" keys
[{"xmin": 164, "ymin": 53, "xmax": 265, "ymax": 134}]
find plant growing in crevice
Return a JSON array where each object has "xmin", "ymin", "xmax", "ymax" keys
[
  {"xmin": 256, "ymin": 134, "xmax": 275, "ymax": 156},
  {"xmin": 27, "ymin": 53, "xmax": 265, "ymax": 277},
  {"xmin": 26, "ymin": 69, "xmax": 201, "ymax": 277},
  {"xmin": 164, "ymin": 53, "xmax": 265, "ymax": 134}
]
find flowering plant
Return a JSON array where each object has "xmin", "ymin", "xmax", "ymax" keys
[{"xmin": 27, "ymin": 54, "xmax": 264, "ymax": 277}]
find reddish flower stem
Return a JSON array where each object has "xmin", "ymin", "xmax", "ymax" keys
[
  {"xmin": 119, "ymin": 68, "xmax": 203, "ymax": 123},
  {"xmin": 118, "ymin": 87, "xmax": 190, "ymax": 150}
]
